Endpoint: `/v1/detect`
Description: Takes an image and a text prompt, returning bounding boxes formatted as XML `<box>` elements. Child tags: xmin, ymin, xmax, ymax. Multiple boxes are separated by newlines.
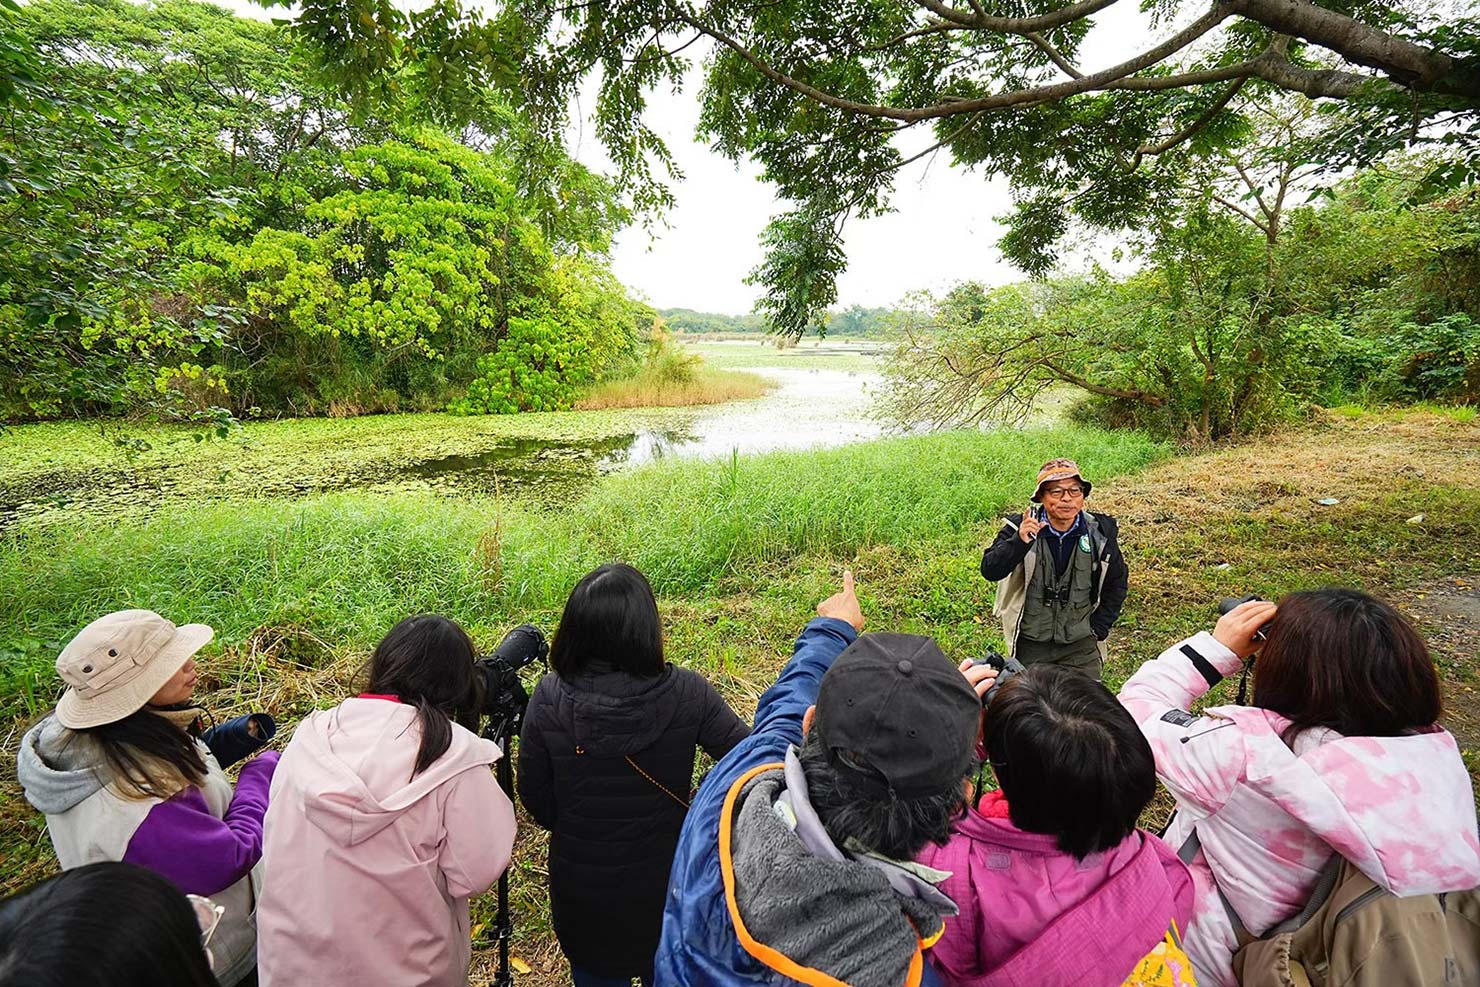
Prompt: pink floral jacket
<box><xmin>1118</xmin><ymin>632</ymin><xmax>1480</xmax><ymax>987</ymax></box>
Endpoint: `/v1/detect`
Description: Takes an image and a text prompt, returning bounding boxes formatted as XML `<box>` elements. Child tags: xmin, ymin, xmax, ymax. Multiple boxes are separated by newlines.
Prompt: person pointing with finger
<box><xmin>654</xmin><ymin>569</ymin><xmax>986</xmax><ymax>987</ymax></box>
<box><xmin>980</xmin><ymin>458</ymin><xmax>1128</xmax><ymax>680</ymax></box>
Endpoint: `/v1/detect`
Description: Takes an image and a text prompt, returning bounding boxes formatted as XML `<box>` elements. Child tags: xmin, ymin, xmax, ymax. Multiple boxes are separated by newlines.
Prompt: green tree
<box><xmin>1</xmin><ymin>0</ymin><xmax>643</xmax><ymax>421</ymax></box>
<box><xmin>270</xmin><ymin>0</ymin><xmax>1480</xmax><ymax>333</ymax></box>
<box><xmin>882</xmin><ymin>155</ymin><xmax>1480</xmax><ymax>439</ymax></box>
<box><xmin>0</xmin><ymin>0</ymin><xmax>351</xmax><ymax>417</ymax></box>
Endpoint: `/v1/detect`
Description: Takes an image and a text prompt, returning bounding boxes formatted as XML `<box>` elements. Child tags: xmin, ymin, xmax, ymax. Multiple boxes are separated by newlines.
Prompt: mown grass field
<box><xmin>2</xmin><ymin>408</ymin><xmax>1477</xmax><ymax>986</ymax></box>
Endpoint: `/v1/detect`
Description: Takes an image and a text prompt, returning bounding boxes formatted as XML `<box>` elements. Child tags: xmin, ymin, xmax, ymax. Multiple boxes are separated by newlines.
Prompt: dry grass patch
<box><xmin>575</xmin><ymin>368</ymin><xmax>772</xmax><ymax>410</ymax></box>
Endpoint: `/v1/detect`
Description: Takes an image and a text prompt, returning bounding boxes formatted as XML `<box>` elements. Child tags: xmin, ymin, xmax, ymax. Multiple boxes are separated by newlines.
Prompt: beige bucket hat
<box><xmin>54</xmin><ymin>610</ymin><xmax>214</xmax><ymax>730</ymax></box>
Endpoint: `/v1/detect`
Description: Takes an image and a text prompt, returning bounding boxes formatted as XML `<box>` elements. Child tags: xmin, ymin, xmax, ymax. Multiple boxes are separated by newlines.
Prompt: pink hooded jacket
<box><xmin>256</xmin><ymin>698</ymin><xmax>516</xmax><ymax>987</ymax></box>
<box><xmin>1119</xmin><ymin>632</ymin><xmax>1480</xmax><ymax>987</ymax></box>
<box><xmin>919</xmin><ymin>792</ymin><xmax>1195</xmax><ymax>987</ymax></box>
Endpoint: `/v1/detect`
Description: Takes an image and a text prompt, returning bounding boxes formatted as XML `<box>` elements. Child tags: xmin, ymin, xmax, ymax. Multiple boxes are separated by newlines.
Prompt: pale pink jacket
<box><xmin>1119</xmin><ymin>632</ymin><xmax>1480</xmax><ymax>987</ymax></box>
<box><xmin>257</xmin><ymin>698</ymin><xmax>516</xmax><ymax>987</ymax></box>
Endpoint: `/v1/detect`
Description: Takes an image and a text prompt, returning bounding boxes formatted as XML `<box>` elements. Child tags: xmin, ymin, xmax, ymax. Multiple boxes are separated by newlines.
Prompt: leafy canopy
<box><xmin>266</xmin><ymin>0</ymin><xmax>1480</xmax><ymax>333</ymax></box>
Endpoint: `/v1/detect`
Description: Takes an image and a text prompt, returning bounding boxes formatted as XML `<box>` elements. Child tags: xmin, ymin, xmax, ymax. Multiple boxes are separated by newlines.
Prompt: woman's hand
<box><xmin>959</xmin><ymin>658</ymin><xmax>998</xmax><ymax>703</ymax></box>
<box><xmin>817</xmin><ymin>570</ymin><xmax>865</xmax><ymax>632</ymax></box>
<box><xmin>1213</xmin><ymin>599</ymin><xmax>1278</xmax><ymax>659</ymax></box>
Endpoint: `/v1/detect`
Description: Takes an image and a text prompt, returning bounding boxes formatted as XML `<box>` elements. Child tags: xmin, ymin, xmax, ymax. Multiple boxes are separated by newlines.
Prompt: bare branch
<box><xmin>1211</xmin><ymin>193</ymin><xmax>1269</xmax><ymax>233</ymax></box>
<box><xmin>868</xmin><ymin>20</ymin><xmax>963</xmax><ymax>53</ymax></box>
<box><xmin>1043</xmin><ymin>360</ymin><xmax>1168</xmax><ymax>406</ymax></box>
<box><xmin>1128</xmin><ymin>77</ymin><xmax>1246</xmax><ymax>169</ymax></box>
<box><xmin>1230</xmin><ymin>158</ymin><xmax>1274</xmax><ymax>219</ymax></box>
<box><xmin>685</xmin><ymin>3</ymin><xmax>1239</xmax><ymax>122</ymax></box>
<box><xmin>1024</xmin><ymin>31</ymin><xmax>1084</xmax><ymax>80</ymax></box>
<box><xmin>914</xmin><ymin>0</ymin><xmax>1125</xmax><ymax>35</ymax></box>
<box><xmin>1245</xmin><ymin>50</ymin><xmax>1374</xmax><ymax>98</ymax></box>
<box><xmin>1233</xmin><ymin>0</ymin><xmax>1480</xmax><ymax>96</ymax></box>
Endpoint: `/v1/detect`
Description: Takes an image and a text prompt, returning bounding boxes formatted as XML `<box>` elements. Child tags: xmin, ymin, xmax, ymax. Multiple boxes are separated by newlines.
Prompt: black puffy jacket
<box><xmin>516</xmin><ymin>664</ymin><xmax>749</xmax><ymax>977</ymax></box>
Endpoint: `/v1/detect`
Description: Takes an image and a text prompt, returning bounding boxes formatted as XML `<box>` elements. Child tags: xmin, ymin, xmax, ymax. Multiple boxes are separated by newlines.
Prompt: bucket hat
<box><xmin>54</xmin><ymin>610</ymin><xmax>213</xmax><ymax>729</ymax></box>
<box><xmin>1031</xmin><ymin>458</ymin><xmax>1092</xmax><ymax>503</ymax></box>
<box><xmin>814</xmin><ymin>633</ymin><xmax>980</xmax><ymax>800</ymax></box>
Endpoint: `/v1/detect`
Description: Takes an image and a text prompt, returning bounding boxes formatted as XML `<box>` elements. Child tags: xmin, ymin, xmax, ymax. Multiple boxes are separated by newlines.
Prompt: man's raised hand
<box><xmin>1018</xmin><ymin>502</ymin><xmax>1045</xmax><ymax>543</ymax></box>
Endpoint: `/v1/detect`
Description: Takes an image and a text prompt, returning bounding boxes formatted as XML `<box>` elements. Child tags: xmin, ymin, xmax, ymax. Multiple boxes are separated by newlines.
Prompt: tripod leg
<box><xmin>493</xmin><ymin>730</ymin><xmax>516</xmax><ymax>987</ymax></box>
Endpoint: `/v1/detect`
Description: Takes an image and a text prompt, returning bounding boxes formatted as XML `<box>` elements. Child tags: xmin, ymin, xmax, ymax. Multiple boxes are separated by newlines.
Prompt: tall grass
<box><xmin>575</xmin><ymin>367</ymin><xmax>772</xmax><ymax>410</ymax></box>
<box><xmin>0</xmin><ymin>425</ymin><xmax>1166</xmax><ymax>717</ymax></box>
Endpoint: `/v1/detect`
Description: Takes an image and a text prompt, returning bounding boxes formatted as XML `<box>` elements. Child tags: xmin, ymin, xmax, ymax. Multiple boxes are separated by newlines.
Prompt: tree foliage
<box><xmin>881</xmin><ymin>158</ymin><xmax>1480</xmax><ymax>440</ymax></box>
<box><xmin>268</xmin><ymin>0</ymin><xmax>1480</xmax><ymax>333</ymax></box>
<box><xmin>0</xmin><ymin>0</ymin><xmax>647</xmax><ymax>420</ymax></box>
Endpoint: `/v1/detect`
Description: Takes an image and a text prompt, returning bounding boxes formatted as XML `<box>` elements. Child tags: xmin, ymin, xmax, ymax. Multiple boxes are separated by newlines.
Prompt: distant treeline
<box><xmin>662</xmin><ymin>305</ymin><xmax>899</xmax><ymax>336</ymax></box>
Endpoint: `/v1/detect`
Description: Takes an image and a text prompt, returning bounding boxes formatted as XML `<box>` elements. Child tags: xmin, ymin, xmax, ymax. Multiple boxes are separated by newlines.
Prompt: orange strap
<box><xmin>625</xmin><ymin>754</ymin><xmax>690</xmax><ymax>809</ymax></box>
<box><xmin>717</xmin><ymin>762</ymin><xmax>925</xmax><ymax>987</ymax></box>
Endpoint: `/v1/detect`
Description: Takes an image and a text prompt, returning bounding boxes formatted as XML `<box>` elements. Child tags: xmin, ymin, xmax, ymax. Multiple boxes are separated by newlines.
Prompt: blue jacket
<box><xmin>653</xmin><ymin>617</ymin><xmax>857</xmax><ymax>987</ymax></box>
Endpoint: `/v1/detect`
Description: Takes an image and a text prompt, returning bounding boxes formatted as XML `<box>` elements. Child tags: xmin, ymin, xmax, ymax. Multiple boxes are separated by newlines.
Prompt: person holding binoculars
<box><xmin>1117</xmin><ymin>590</ymin><xmax>1480</xmax><ymax>987</ymax></box>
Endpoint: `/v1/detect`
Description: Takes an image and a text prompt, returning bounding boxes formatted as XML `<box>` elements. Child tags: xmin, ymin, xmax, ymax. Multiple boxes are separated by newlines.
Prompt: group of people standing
<box><xmin>5</xmin><ymin>458</ymin><xmax>1479</xmax><ymax>987</ymax></box>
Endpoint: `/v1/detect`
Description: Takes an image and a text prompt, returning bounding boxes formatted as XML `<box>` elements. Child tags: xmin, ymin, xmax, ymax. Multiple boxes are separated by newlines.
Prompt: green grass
<box><xmin>5</xmin><ymin>411</ymin><xmax>1477</xmax><ymax>985</ymax></box>
<box><xmin>0</xmin><ymin>425</ymin><xmax>1166</xmax><ymax>721</ymax></box>
<box><xmin>1326</xmin><ymin>400</ymin><xmax>1476</xmax><ymax>423</ymax></box>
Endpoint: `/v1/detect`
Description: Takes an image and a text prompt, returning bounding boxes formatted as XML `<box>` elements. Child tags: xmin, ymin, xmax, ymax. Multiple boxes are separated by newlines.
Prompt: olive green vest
<box><xmin>1018</xmin><ymin>524</ymin><xmax>1097</xmax><ymax>644</ymax></box>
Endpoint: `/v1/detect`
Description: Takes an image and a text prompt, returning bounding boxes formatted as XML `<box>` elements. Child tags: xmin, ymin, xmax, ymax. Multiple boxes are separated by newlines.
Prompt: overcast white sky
<box><xmin>224</xmin><ymin>0</ymin><xmax>1155</xmax><ymax>313</ymax></box>
<box><xmin>580</xmin><ymin>7</ymin><xmax>1149</xmax><ymax>314</ymax></box>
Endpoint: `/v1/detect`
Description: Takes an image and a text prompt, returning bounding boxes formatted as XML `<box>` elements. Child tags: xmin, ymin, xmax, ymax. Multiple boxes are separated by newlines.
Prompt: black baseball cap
<box><xmin>814</xmin><ymin>633</ymin><xmax>981</xmax><ymax>800</ymax></box>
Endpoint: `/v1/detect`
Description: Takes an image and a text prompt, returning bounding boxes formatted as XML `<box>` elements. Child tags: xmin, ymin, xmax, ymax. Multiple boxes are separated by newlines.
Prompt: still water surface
<box><xmin>1</xmin><ymin>344</ymin><xmax>885</xmax><ymax>526</ymax></box>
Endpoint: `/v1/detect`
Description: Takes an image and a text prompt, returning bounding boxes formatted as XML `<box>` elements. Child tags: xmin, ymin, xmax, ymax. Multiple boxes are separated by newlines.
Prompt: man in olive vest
<box><xmin>980</xmin><ymin>458</ymin><xmax>1128</xmax><ymax>680</ymax></box>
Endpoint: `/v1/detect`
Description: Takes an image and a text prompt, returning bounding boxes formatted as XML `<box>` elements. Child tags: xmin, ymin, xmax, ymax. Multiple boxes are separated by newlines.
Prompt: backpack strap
<box><xmin>1177</xmin><ymin>829</ymin><xmax>1255</xmax><ymax>946</ymax></box>
<box><xmin>1265</xmin><ymin>852</ymin><xmax>1345</xmax><ymax>936</ymax></box>
<box><xmin>1178</xmin><ymin>828</ymin><xmax>1348</xmax><ymax>946</ymax></box>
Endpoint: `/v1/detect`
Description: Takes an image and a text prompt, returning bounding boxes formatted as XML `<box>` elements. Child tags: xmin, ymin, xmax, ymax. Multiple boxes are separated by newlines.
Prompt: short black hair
<box><xmin>550</xmin><ymin>563</ymin><xmax>664</xmax><ymax>678</ymax></box>
<box><xmin>0</xmin><ymin>862</ymin><xmax>217</xmax><ymax>987</ymax></box>
<box><xmin>798</xmin><ymin>719</ymin><xmax>968</xmax><ymax>860</ymax></box>
<box><xmin>984</xmin><ymin>665</ymin><xmax>1155</xmax><ymax>859</ymax></box>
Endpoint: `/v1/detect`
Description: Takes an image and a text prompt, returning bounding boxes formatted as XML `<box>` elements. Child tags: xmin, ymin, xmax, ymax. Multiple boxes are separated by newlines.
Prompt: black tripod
<box><xmin>482</xmin><ymin>678</ymin><xmax>529</xmax><ymax>987</ymax></box>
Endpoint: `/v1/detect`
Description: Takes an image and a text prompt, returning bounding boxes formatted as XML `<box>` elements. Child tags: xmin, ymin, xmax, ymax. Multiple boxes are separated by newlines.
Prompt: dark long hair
<box><xmin>78</xmin><ymin>710</ymin><xmax>208</xmax><ymax>800</ymax></box>
<box><xmin>0</xmin><ymin>862</ymin><xmax>218</xmax><ymax>987</ymax></box>
<box><xmin>1254</xmin><ymin>588</ymin><xmax>1441</xmax><ymax>738</ymax></box>
<box><xmin>550</xmin><ymin>563</ymin><xmax>664</xmax><ymax>678</ymax></box>
<box><xmin>367</xmin><ymin>615</ymin><xmax>477</xmax><ymax>778</ymax></box>
<box><xmin>984</xmin><ymin>665</ymin><xmax>1155</xmax><ymax>859</ymax></box>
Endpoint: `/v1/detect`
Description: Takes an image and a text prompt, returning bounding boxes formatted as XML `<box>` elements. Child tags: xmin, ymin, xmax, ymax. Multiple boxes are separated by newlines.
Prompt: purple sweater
<box><xmin>123</xmin><ymin>752</ymin><xmax>279</xmax><ymax>896</ymax></box>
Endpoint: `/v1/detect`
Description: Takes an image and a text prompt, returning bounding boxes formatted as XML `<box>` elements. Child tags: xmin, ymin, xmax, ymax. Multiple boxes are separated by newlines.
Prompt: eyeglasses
<box><xmin>1041</xmin><ymin>486</ymin><xmax>1084</xmax><ymax>500</ymax></box>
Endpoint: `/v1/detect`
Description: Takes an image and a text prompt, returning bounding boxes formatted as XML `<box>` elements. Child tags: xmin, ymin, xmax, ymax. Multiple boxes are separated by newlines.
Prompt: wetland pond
<box><xmin>0</xmin><ymin>341</ymin><xmax>886</xmax><ymax>529</ymax></box>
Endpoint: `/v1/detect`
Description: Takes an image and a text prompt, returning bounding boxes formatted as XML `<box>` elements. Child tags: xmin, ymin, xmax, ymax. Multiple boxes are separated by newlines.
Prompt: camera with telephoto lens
<box><xmin>971</xmin><ymin>648</ymin><xmax>1026</xmax><ymax>707</ymax></box>
<box><xmin>473</xmin><ymin>624</ymin><xmax>548</xmax><ymax>737</ymax></box>
<box><xmin>469</xmin><ymin>625</ymin><xmax>548</xmax><ymax>987</ymax></box>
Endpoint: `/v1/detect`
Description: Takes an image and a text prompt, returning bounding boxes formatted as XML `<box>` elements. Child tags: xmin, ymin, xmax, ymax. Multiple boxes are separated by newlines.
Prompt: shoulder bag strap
<box><xmin>624</xmin><ymin>754</ymin><xmax>690</xmax><ymax>810</ymax></box>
